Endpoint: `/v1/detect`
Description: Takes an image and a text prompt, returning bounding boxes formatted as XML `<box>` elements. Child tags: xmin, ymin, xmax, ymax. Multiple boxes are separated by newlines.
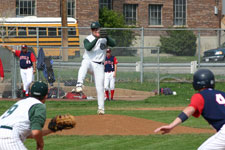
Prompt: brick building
<box><xmin>0</xmin><ymin>0</ymin><xmax>223</xmax><ymax>28</ymax></box>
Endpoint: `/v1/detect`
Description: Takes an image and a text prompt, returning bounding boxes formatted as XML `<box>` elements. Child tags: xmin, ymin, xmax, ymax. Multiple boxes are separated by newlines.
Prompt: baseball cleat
<box><xmin>97</xmin><ymin>109</ymin><xmax>105</xmax><ymax>115</ymax></box>
<box><xmin>72</xmin><ymin>84</ymin><xmax>83</xmax><ymax>93</ymax></box>
<box><xmin>75</xmin><ymin>86</ymin><xmax>83</xmax><ymax>92</ymax></box>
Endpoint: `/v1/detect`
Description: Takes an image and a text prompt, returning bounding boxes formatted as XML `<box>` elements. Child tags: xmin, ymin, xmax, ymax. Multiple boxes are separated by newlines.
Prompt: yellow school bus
<box><xmin>0</xmin><ymin>17</ymin><xmax>80</xmax><ymax>58</ymax></box>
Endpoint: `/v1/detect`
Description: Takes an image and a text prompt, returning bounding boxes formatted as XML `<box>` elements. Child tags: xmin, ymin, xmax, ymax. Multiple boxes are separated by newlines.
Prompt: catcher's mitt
<box><xmin>100</xmin><ymin>29</ymin><xmax>108</xmax><ymax>38</ymax></box>
<box><xmin>48</xmin><ymin>114</ymin><xmax>76</xmax><ymax>132</ymax></box>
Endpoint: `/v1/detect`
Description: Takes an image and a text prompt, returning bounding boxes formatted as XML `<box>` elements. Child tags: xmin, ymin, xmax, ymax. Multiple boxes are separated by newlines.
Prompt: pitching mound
<box><xmin>44</xmin><ymin>114</ymin><xmax>215</xmax><ymax>135</ymax></box>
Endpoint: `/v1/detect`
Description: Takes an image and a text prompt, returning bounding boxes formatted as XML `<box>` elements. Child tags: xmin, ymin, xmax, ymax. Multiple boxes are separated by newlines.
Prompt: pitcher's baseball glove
<box><xmin>48</xmin><ymin>114</ymin><xmax>76</xmax><ymax>132</ymax></box>
<box><xmin>100</xmin><ymin>29</ymin><xmax>108</xmax><ymax>38</ymax></box>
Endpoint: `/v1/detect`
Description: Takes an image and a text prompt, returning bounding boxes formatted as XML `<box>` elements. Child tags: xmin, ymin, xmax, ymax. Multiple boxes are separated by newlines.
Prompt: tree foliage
<box><xmin>160</xmin><ymin>29</ymin><xmax>197</xmax><ymax>56</ymax></box>
<box><xmin>99</xmin><ymin>8</ymin><xmax>136</xmax><ymax>49</ymax></box>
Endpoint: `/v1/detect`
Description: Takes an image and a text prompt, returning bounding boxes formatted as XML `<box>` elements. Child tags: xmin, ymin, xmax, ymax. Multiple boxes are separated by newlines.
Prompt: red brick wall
<box><xmin>0</xmin><ymin>0</ymin><xmax>16</xmax><ymax>17</ymax></box>
<box><xmin>113</xmin><ymin>0</ymin><xmax>221</xmax><ymax>28</ymax></box>
<box><xmin>76</xmin><ymin>0</ymin><xmax>99</xmax><ymax>27</ymax></box>
<box><xmin>36</xmin><ymin>0</ymin><xmax>60</xmax><ymax>17</ymax></box>
<box><xmin>187</xmin><ymin>0</ymin><xmax>220</xmax><ymax>28</ymax></box>
<box><xmin>0</xmin><ymin>0</ymin><xmax>222</xmax><ymax>29</ymax></box>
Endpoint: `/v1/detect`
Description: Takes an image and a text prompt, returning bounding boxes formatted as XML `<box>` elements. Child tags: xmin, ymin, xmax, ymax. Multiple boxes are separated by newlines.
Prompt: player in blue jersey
<box><xmin>155</xmin><ymin>69</ymin><xmax>225</xmax><ymax>150</ymax></box>
<box><xmin>3</xmin><ymin>44</ymin><xmax>36</xmax><ymax>97</ymax></box>
<box><xmin>104</xmin><ymin>48</ymin><xmax>118</xmax><ymax>101</ymax></box>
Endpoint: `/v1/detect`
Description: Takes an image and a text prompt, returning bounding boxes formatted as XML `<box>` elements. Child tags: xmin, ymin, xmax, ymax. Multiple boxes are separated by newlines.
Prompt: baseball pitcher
<box><xmin>73</xmin><ymin>21</ymin><xmax>116</xmax><ymax>115</ymax></box>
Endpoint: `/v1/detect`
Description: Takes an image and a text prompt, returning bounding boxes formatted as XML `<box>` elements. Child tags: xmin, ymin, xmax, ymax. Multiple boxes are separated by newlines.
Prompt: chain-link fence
<box><xmin>1</xmin><ymin>26</ymin><xmax>225</xmax><ymax>98</ymax></box>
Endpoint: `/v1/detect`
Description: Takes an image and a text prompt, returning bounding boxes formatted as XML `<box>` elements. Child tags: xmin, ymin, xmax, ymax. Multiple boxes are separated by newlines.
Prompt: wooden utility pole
<box><xmin>61</xmin><ymin>0</ymin><xmax>68</xmax><ymax>61</ymax></box>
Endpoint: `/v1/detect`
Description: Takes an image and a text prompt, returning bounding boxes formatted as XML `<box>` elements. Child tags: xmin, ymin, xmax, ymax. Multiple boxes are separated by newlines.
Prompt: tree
<box><xmin>99</xmin><ymin>8</ymin><xmax>136</xmax><ymax>55</ymax></box>
<box><xmin>0</xmin><ymin>11</ymin><xmax>15</xmax><ymax>43</ymax></box>
<box><xmin>160</xmin><ymin>29</ymin><xmax>197</xmax><ymax>56</ymax></box>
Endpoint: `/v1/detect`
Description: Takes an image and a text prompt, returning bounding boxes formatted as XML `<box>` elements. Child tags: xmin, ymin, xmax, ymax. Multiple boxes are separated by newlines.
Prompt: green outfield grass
<box><xmin>1</xmin><ymin>82</ymin><xmax>225</xmax><ymax>150</ymax></box>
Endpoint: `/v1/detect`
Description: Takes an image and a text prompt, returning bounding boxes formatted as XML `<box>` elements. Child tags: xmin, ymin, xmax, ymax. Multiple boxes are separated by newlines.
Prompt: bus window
<box><xmin>58</xmin><ymin>27</ymin><xmax>61</xmax><ymax>36</ymax></box>
<box><xmin>58</xmin><ymin>27</ymin><xmax>76</xmax><ymax>36</ymax></box>
<box><xmin>0</xmin><ymin>27</ymin><xmax>6</xmax><ymax>36</ymax></box>
<box><xmin>39</xmin><ymin>27</ymin><xmax>47</xmax><ymax>36</ymax></box>
<box><xmin>28</xmin><ymin>27</ymin><xmax>36</xmax><ymax>36</ymax></box>
<box><xmin>18</xmin><ymin>27</ymin><xmax>26</xmax><ymax>36</ymax></box>
<box><xmin>8</xmin><ymin>27</ymin><xmax>17</xmax><ymax>37</ymax></box>
<box><xmin>68</xmin><ymin>27</ymin><xmax>76</xmax><ymax>36</ymax></box>
<box><xmin>48</xmin><ymin>28</ymin><xmax>57</xmax><ymax>36</ymax></box>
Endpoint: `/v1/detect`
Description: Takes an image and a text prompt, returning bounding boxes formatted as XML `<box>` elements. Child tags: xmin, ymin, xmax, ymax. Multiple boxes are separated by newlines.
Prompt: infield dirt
<box><xmin>44</xmin><ymin>114</ymin><xmax>215</xmax><ymax>136</ymax></box>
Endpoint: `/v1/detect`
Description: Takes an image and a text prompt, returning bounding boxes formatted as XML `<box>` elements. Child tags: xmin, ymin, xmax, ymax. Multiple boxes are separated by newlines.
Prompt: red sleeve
<box><xmin>0</xmin><ymin>59</ymin><xmax>4</xmax><ymax>77</ymax></box>
<box><xmin>188</xmin><ymin>93</ymin><xmax>205</xmax><ymax>118</ymax></box>
<box><xmin>14</xmin><ymin>50</ymin><xmax>21</xmax><ymax>57</ymax></box>
<box><xmin>30</xmin><ymin>53</ymin><xmax>36</xmax><ymax>62</ymax></box>
<box><xmin>114</xmin><ymin>56</ymin><xmax>118</xmax><ymax>64</ymax></box>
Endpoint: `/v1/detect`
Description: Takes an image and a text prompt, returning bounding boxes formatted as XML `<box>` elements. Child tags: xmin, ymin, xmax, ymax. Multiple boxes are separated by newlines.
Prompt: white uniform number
<box><xmin>216</xmin><ymin>94</ymin><xmax>225</xmax><ymax>104</ymax></box>
<box><xmin>2</xmin><ymin>104</ymin><xmax>18</xmax><ymax>119</ymax></box>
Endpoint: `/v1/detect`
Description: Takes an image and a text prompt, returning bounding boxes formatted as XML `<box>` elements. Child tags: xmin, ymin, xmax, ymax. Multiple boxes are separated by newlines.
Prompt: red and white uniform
<box><xmin>15</xmin><ymin>50</ymin><xmax>36</xmax><ymax>95</ymax></box>
<box><xmin>189</xmin><ymin>88</ymin><xmax>225</xmax><ymax>150</ymax></box>
<box><xmin>104</xmin><ymin>55</ymin><xmax>118</xmax><ymax>100</ymax></box>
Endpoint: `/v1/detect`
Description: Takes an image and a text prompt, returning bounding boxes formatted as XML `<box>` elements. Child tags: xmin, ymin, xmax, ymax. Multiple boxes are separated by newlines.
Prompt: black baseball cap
<box><xmin>31</xmin><ymin>81</ymin><xmax>48</xmax><ymax>98</ymax></box>
<box><xmin>106</xmin><ymin>48</ymin><xmax>111</xmax><ymax>53</ymax></box>
<box><xmin>90</xmin><ymin>22</ymin><xmax>100</xmax><ymax>29</ymax></box>
<box><xmin>21</xmin><ymin>45</ymin><xmax>28</xmax><ymax>49</ymax></box>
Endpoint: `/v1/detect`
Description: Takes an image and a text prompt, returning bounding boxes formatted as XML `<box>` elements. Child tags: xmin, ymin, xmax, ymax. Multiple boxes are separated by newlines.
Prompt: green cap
<box><xmin>90</xmin><ymin>22</ymin><xmax>100</xmax><ymax>29</ymax></box>
<box><xmin>31</xmin><ymin>81</ymin><xmax>48</xmax><ymax>97</ymax></box>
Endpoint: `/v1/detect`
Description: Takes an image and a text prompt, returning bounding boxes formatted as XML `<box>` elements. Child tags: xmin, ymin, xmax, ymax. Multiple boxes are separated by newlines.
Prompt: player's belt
<box><xmin>0</xmin><ymin>125</ymin><xmax>13</xmax><ymax>130</ymax></box>
<box><xmin>93</xmin><ymin>61</ymin><xmax>104</xmax><ymax>65</ymax></box>
<box><xmin>21</xmin><ymin>66</ymin><xmax>32</xmax><ymax>69</ymax></box>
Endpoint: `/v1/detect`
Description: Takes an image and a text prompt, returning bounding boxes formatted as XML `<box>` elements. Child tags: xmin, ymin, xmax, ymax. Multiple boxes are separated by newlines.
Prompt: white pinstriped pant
<box><xmin>20</xmin><ymin>67</ymin><xmax>33</xmax><ymax>95</ymax></box>
<box><xmin>104</xmin><ymin>71</ymin><xmax>115</xmax><ymax>91</ymax></box>
<box><xmin>77</xmin><ymin>59</ymin><xmax>105</xmax><ymax>110</ymax></box>
<box><xmin>198</xmin><ymin>124</ymin><xmax>225</xmax><ymax>150</ymax></box>
<box><xmin>0</xmin><ymin>129</ymin><xmax>27</xmax><ymax>150</ymax></box>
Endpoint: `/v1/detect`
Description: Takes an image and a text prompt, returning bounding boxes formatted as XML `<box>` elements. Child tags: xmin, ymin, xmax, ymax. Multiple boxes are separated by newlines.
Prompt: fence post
<box><xmin>157</xmin><ymin>47</ymin><xmax>160</xmax><ymax>95</ymax></box>
<box><xmin>12</xmin><ymin>49</ymin><xmax>17</xmax><ymax>99</ymax></box>
<box><xmin>36</xmin><ymin>27</ymin><xmax>39</xmax><ymax>81</ymax></box>
<box><xmin>140</xmin><ymin>27</ymin><xmax>144</xmax><ymax>84</ymax></box>
<box><xmin>197</xmin><ymin>30</ymin><xmax>201</xmax><ymax>68</ymax></box>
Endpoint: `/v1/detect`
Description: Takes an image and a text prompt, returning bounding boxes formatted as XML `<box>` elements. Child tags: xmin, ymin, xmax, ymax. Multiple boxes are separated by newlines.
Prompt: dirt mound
<box><xmin>44</xmin><ymin>114</ymin><xmax>215</xmax><ymax>135</ymax></box>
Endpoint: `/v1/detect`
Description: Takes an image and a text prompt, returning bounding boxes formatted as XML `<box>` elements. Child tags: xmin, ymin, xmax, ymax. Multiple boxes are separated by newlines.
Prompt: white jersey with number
<box><xmin>0</xmin><ymin>97</ymin><xmax>42</xmax><ymax>141</ymax></box>
<box><xmin>83</xmin><ymin>34</ymin><xmax>107</xmax><ymax>63</ymax></box>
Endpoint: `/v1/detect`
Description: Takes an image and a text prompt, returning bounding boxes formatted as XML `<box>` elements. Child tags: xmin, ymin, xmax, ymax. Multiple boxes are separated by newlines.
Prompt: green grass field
<box><xmin>1</xmin><ymin>82</ymin><xmax>224</xmax><ymax>150</ymax></box>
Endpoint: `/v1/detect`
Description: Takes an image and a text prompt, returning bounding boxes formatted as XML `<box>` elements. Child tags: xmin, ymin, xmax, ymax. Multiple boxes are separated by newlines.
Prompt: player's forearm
<box><xmin>84</xmin><ymin>38</ymin><xmax>98</xmax><ymax>51</ymax></box>
<box><xmin>107</xmin><ymin>37</ymin><xmax>116</xmax><ymax>47</ymax></box>
<box><xmin>33</xmin><ymin>62</ymin><xmax>36</xmax><ymax>70</ymax></box>
<box><xmin>169</xmin><ymin>106</ymin><xmax>195</xmax><ymax>128</ymax></box>
<box><xmin>114</xmin><ymin>64</ymin><xmax>117</xmax><ymax>74</ymax></box>
<box><xmin>31</xmin><ymin>130</ymin><xmax>44</xmax><ymax>149</ymax></box>
<box><xmin>168</xmin><ymin>117</ymin><xmax>182</xmax><ymax>129</ymax></box>
<box><xmin>3</xmin><ymin>45</ymin><xmax>15</xmax><ymax>52</ymax></box>
<box><xmin>42</xmin><ymin>129</ymin><xmax>54</xmax><ymax>136</ymax></box>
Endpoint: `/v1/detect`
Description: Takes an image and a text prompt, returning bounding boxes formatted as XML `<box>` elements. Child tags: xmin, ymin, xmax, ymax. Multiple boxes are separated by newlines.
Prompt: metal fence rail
<box><xmin>2</xmin><ymin>26</ymin><xmax>225</xmax><ymax>98</ymax></box>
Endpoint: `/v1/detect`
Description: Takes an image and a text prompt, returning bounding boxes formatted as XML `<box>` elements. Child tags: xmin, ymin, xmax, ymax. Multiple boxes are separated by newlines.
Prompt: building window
<box><xmin>149</xmin><ymin>5</ymin><xmax>162</xmax><ymax>25</ymax></box>
<box><xmin>16</xmin><ymin>0</ymin><xmax>35</xmax><ymax>16</ymax></box>
<box><xmin>99</xmin><ymin>0</ymin><xmax>112</xmax><ymax>10</ymax></box>
<box><xmin>67</xmin><ymin>0</ymin><xmax>75</xmax><ymax>18</ymax></box>
<box><xmin>123</xmin><ymin>4</ymin><xmax>138</xmax><ymax>25</ymax></box>
<box><xmin>174</xmin><ymin>0</ymin><xmax>186</xmax><ymax>25</ymax></box>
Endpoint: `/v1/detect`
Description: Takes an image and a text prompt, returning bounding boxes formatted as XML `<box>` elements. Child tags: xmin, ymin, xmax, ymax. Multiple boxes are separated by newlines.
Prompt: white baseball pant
<box><xmin>77</xmin><ymin>59</ymin><xmax>105</xmax><ymax>110</ymax></box>
<box><xmin>0</xmin><ymin>128</ymin><xmax>27</xmax><ymax>150</ymax></box>
<box><xmin>198</xmin><ymin>124</ymin><xmax>225</xmax><ymax>150</ymax></box>
<box><xmin>20</xmin><ymin>67</ymin><xmax>33</xmax><ymax>94</ymax></box>
<box><xmin>104</xmin><ymin>71</ymin><xmax>115</xmax><ymax>91</ymax></box>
